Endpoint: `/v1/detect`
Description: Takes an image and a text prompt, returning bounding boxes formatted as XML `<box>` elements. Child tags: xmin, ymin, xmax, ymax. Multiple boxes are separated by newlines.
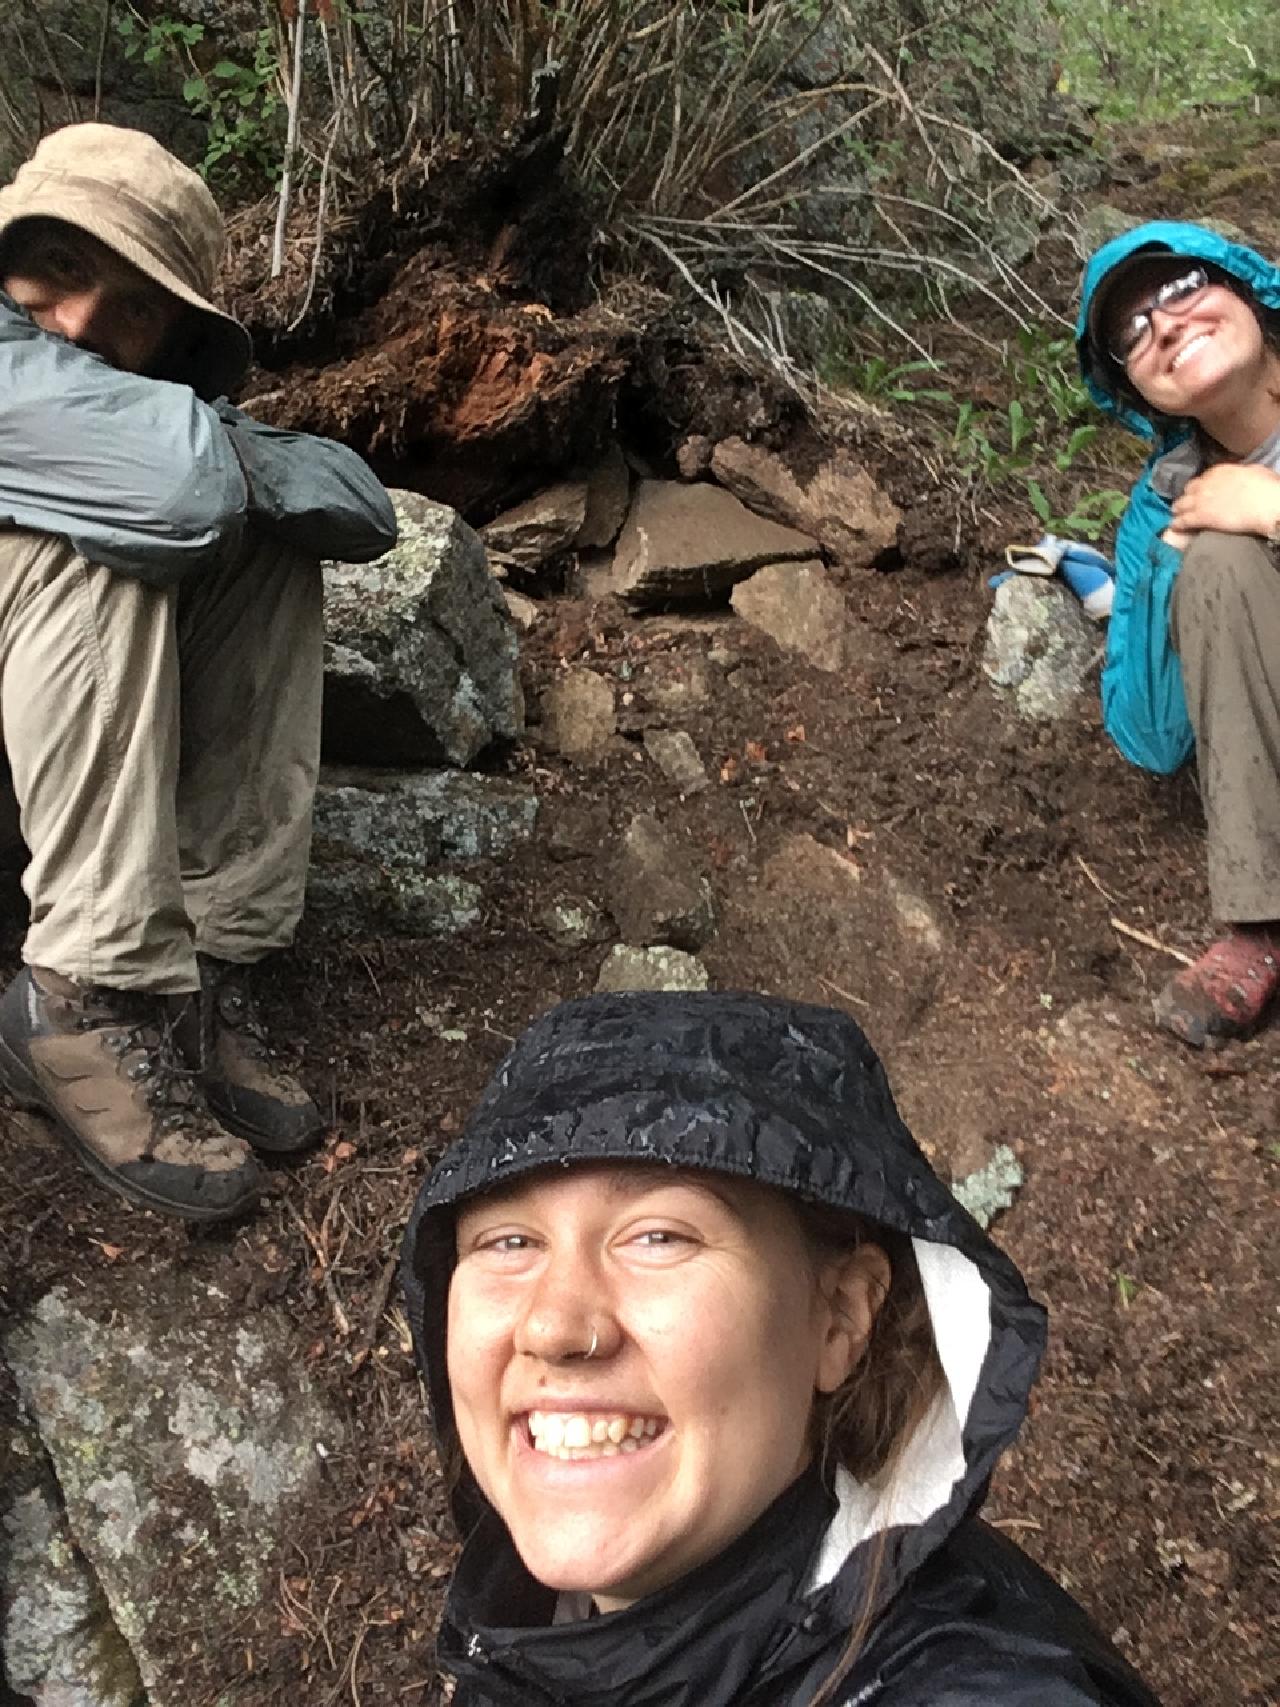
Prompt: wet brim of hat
<box><xmin>0</xmin><ymin>198</ymin><xmax>251</xmax><ymax>399</ymax></box>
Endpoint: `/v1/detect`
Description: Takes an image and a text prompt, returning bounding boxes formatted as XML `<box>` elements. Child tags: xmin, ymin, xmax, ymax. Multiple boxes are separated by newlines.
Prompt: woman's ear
<box><xmin>814</xmin><ymin>1243</ymin><xmax>892</xmax><ymax>1395</ymax></box>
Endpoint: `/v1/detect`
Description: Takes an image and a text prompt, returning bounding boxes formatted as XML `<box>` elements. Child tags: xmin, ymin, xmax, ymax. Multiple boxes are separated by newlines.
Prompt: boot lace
<box><xmin>79</xmin><ymin>988</ymin><xmax>206</xmax><ymax>1132</ymax></box>
<box><xmin>210</xmin><ymin>966</ymin><xmax>276</xmax><ymax>1063</ymax></box>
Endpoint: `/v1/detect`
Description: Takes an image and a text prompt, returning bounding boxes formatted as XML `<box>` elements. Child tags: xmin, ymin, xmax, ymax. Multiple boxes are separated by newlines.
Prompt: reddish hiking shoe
<box><xmin>1154</xmin><ymin>927</ymin><xmax>1280</xmax><ymax>1048</ymax></box>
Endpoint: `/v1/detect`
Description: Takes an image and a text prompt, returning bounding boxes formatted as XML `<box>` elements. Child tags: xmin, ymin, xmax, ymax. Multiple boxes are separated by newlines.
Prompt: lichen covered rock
<box><xmin>323</xmin><ymin>490</ymin><xmax>522</xmax><ymax>767</ymax></box>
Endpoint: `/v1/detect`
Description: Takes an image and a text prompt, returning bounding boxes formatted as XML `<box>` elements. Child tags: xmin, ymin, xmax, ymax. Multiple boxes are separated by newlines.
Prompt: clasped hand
<box><xmin>1161</xmin><ymin>463</ymin><xmax>1280</xmax><ymax>550</ymax></box>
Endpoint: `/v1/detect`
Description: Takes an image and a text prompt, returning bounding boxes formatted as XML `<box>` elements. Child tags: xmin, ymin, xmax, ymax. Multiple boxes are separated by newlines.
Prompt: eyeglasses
<box><xmin>1108</xmin><ymin>267</ymin><xmax>1212</xmax><ymax>366</ymax></box>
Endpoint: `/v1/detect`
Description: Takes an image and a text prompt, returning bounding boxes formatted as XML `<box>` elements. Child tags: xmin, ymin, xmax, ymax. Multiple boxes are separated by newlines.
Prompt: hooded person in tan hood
<box><xmin>0</xmin><ymin>124</ymin><xmax>398</xmax><ymax>1222</ymax></box>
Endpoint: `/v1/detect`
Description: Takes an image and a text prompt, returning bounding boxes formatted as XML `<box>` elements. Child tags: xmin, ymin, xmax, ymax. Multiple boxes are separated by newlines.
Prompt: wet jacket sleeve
<box><xmin>1099</xmin><ymin>470</ymin><xmax>1194</xmax><ymax>775</ymax></box>
<box><xmin>0</xmin><ymin>294</ymin><xmax>248</xmax><ymax>583</ymax></box>
<box><xmin>212</xmin><ymin>401</ymin><xmax>398</xmax><ymax>564</ymax></box>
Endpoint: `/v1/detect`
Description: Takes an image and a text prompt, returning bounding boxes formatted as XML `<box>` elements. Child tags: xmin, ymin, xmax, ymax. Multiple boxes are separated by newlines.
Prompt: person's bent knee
<box><xmin>1178</xmin><ymin>528</ymin><xmax>1276</xmax><ymax>595</ymax></box>
<box><xmin>1172</xmin><ymin>528</ymin><xmax>1278</xmax><ymax>642</ymax></box>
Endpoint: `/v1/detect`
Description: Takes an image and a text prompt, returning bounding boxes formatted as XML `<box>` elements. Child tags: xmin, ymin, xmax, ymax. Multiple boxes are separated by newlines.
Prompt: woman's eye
<box><xmin>629</xmin><ymin>1227</ymin><xmax>694</xmax><ymax>1249</ymax></box>
<box><xmin>471</xmin><ymin>1231</ymin><xmax>535</xmax><ymax>1256</ymax></box>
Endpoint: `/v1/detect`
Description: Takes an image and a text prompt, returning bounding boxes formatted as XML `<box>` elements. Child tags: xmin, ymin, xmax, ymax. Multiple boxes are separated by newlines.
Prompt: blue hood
<box><xmin>1076</xmin><ymin>220</ymin><xmax>1280</xmax><ymax>439</ymax></box>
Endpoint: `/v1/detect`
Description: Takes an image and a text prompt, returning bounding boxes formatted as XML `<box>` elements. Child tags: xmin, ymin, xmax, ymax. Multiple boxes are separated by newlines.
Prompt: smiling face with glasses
<box><xmin>1100</xmin><ymin>254</ymin><xmax>1272</xmax><ymax>421</ymax></box>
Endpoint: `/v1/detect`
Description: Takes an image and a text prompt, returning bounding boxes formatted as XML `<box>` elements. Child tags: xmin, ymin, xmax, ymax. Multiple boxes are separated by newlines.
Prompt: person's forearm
<box><xmin>214</xmin><ymin>404</ymin><xmax>398</xmax><ymax>563</ymax></box>
<box><xmin>0</xmin><ymin>297</ymin><xmax>248</xmax><ymax>583</ymax></box>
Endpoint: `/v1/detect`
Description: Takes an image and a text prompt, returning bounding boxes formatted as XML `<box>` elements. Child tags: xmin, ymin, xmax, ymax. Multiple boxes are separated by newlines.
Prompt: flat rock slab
<box><xmin>595</xmin><ymin>945</ymin><xmax>710</xmax><ymax>993</ymax></box>
<box><xmin>481</xmin><ymin>478</ymin><xmax>589</xmax><ymax>571</ymax></box>
<box><xmin>307</xmin><ymin>768</ymin><xmax>536</xmax><ymax>938</ymax></box>
<box><xmin>612</xmin><ymin>480</ymin><xmax>818</xmax><ymax>606</ymax></box>
<box><xmin>313</xmin><ymin>767</ymin><xmax>538</xmax><ymax>867</ymax></box>
<box><xmin>983</xmin><ymin>577</ymin><xmax>1098</xmax><ymax>721</ymax></box>
<box><xmin>323</xmin><ymin>490</ymin><xmax>522</xmax><ymax>768</ymax></box>
<box><xmin>576</xmin><ymin>442</ymin><xmax>632</xmax><ymax>551</ymax></box>
<box><xmin>3</xmin><ymin>1278</ymin><xmax>343</xmax><ymax>1706</ymax></box>
<box><xmin>710</xmin><ymin>437</ymin><xmax>901</xmax><ymax>569</ymax></box>
<box><xmin>730</xmin><ymin>560</ymin><xmax>851</xmax><ymax>672</ymax></box>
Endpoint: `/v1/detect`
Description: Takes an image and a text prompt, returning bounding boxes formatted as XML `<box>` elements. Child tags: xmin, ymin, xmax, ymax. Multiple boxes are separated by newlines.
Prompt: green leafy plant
<box><xmin>116</xmin><ymin>15</ymin><xmax>283</xmax><ymax>189</ymax></box>
<box><xmin>855</xmin><ymin>356</ymin><xmax>954</xmax><ymax>405</ymax></box>
<box><xmin>1025</xmin><ymin>480</ymin><xmax>1128</xmax><ymax>542</ymax></box>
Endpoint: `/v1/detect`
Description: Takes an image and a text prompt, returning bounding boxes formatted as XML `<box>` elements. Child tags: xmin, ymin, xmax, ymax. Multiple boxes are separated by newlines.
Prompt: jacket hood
<box><xmin>401</xmin><ymin>992</ymin><xmax>1048</xmax><ymax>1704</ymax></box>
<box><xmin>1076</xmin><ymin>220</ymin><xmax>1280</xmax><ymax>439</ymax></box>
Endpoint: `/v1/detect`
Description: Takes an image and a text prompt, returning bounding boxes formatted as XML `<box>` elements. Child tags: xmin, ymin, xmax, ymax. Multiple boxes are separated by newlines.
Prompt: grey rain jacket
<box><xmin>0</xmin><ymin>290</ymin><xmax>397</xmax><ymax>579</ymax></box>
<box><xmin>402</xmin><ymin>992</ymin><xmax>1162</xmax><ymax>1707</ymax></box>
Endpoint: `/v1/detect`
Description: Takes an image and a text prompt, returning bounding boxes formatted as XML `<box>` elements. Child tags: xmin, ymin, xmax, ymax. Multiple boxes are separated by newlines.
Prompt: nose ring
<box><xmin>581</xmin><ymin>1326</ymin><xmax>599</xmax><ymax>1360</ymax></box>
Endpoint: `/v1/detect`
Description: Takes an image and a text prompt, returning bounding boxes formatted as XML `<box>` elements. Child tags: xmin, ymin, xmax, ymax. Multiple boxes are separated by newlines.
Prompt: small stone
<box><xmin>536</xmin><ymin>898</ymin><xmax>612</xmax><ymax>948</ymax></box>
<box><xmin>951</xmin><ymin>1143</ymin><xmax>1024</xmax><ymax>1229</ymax></box>
<box><xmin>730</xmin><ymin>560</ymin><xmax>850</xmax><ymax>673</ymax></box>
<box><xmin>675</xmin><ymin>436</ymin><xmax>714</xmax><ymax>480</ymax></box>
<box><xmin>504</xmin><ymin>588</ymin><xmax>541</xmax><ymax>630</ymax></box>
<box><xmin>643</xmin><ymin>729</ymin><xmax>709</xmax><ymax>795</ymax></box>
<box><xmin>609</xmin><ymin>813</ymin><xmax>715</xmax><ymax>951</ymax></box>
<box><xmin>481</xmin><ymin>480</ymin><xmax>589</xmax><ymax>571</ymax></box>
<box><xmin>595</xmin><ymin>945</ymin><xmax>710</xmax><ymax>993</ymax></box>
<box><xmin>539</xmin><ymin>668</ymin><xmax>617</xmax><ymax>760</ymax></box>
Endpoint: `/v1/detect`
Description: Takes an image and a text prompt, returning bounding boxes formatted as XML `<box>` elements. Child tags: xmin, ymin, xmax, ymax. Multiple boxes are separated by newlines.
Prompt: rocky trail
<box><xmin>1</xmin><ymin>124</ymin><xmax>1278</xmax><ymax>1707</ymax></box>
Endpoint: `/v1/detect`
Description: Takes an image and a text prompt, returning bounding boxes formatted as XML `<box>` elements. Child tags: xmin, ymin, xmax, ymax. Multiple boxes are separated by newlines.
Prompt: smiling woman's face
<box><xmin>447</xmin><ymin>1165</ymin><xmax>886</xmax><ymax>1611</ymax></box>
<box><xmin>1107</xmin><ymin>258</ymin><xmax>1268</xmax><ymax>420</ymax></box>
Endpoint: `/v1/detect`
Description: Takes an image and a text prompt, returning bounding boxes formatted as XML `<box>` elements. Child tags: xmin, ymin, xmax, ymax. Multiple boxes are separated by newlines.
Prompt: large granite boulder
<box><xmin>3</xmin><ymin>1277</ymin><xmax>343</xmax><ymax>1706</ymax></box>
<box><xmin>322</xmin><ymin>490</ymin><xmax>522</xmax><ymax>768</ymax></box>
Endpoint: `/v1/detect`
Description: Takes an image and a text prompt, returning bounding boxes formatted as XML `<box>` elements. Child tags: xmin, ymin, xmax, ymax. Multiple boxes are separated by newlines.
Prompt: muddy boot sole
<box><xmin>0</xmin><ymin>1032</ymin><xmax>260</xmax><ymax>1224</ymax></box>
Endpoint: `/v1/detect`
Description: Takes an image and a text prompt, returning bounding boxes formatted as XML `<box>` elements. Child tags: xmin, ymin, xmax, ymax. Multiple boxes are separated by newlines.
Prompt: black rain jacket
<box><xmin>402</xmin><ymin>992</ymin><xmax>1161</xmax><ymax>1707</ymax></box>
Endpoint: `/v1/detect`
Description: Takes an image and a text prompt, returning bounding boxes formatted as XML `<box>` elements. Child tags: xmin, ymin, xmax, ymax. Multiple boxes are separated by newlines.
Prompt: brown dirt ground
<box><xmin>1</xmin><ymin>121</ymin><xmax>1278</xmax><ymax>1707</ymax></box>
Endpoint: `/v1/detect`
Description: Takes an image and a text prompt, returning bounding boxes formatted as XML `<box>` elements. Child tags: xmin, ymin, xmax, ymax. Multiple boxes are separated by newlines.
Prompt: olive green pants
<box><xmin>0</xmin><ymin>530</ymin><xmax>322</xmax><ymax>993</ymax></box>
<box><xmin>1169</xmin><ymin>529</ymin><xmax>1280</xmax><ymax>924</ymax></box>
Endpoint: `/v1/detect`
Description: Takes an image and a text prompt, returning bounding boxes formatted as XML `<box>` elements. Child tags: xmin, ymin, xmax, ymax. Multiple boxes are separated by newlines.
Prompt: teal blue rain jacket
<box><xmin>0</xmin><ymin>291</ymin><xmax>397</xmax><ymax>583</ymax></box>
<box><xmin>1076</xmin><ymin>222</ymin><xmax>1280</xmax><ymax>774</ymax></box>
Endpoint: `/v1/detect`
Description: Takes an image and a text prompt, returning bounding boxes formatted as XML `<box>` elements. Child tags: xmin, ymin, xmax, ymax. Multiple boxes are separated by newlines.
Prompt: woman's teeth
<box><xmin>528</xmin><ymin>1411</ymin><xmax>662</xmax><ymax>1459</ymax></box>
<box><xmin>1171</xmin><ymin>332</ymin><xmax>1211</xmax><ymax>371</ymax></box>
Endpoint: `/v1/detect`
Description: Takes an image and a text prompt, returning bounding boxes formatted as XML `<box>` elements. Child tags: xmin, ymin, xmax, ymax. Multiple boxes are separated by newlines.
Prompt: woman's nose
<box><xmin>514</xmin><ymin>1257</ymin><xmax>614</xmax><ymax>1363</ymax></box>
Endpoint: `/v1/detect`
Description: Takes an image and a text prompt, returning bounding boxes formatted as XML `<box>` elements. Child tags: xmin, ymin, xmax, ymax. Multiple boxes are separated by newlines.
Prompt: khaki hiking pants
<box><xmin>0</xmin><ymin>529</ymin><xmax>322</xmax><ymax>993</ymax></box>
<box><xmin>1169</xmin><ymin>529</ymin><xmax>1280</xmax><ymax>924</ymax></box>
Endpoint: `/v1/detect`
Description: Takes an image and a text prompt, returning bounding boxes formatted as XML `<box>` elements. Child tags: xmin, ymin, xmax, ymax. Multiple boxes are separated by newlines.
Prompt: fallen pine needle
<box><xmin>1110</xmin><ymin>917</ymin><xmax>1195</xmax><ymax>967</ymax></box>
<box><xmin>1075</xmin><ymin>854</ymin><xmax>1117</xmax><ymax>905</ymax></box>
<box><xmin>817</xmin><ymin>973</ymin><xmax>871</xmax><ymax>1010</ymax></box>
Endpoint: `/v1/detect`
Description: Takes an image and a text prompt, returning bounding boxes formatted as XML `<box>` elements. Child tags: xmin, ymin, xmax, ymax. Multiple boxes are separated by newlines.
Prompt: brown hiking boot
<box><xmin>0</xmin><ymin>967</ymin><xmax>259</xmax><ymax>1221</ymax></box>
<box><xmin>171</xmin><ymin>956</ymin><xmax>323</xmax><ymax>1155</ymax></box>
